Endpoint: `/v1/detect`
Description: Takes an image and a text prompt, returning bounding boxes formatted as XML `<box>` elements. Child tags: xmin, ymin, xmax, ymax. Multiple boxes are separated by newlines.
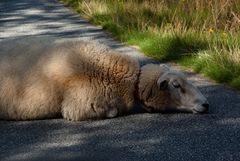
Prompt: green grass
<box><xmin>60</xmin><ymin>0</ymin><xmax>240</xmax><ymax>90</ymax></box>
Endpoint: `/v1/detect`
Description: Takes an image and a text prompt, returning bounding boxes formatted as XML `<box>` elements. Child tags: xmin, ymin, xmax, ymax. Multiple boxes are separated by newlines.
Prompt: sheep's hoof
<box><xmin>106</xmin><ymin>108</ymin><xmax>118</xmax><ymax>118</ymax></box>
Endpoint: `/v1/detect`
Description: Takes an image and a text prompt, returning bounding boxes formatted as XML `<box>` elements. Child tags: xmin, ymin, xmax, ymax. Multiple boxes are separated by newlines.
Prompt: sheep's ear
<box><xmin>157</xmin><ymin>78</ymin><xmax>169</xmax><ymax>90</ymax></box>
<box><xmin>159</xmin><ymin>64</ymin><xmax>170</xmax><ymax>71</ymax></box>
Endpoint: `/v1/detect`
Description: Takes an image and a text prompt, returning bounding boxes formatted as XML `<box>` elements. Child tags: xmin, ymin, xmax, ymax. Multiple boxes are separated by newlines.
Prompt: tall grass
<box><xmin>60</xmin><ymin>0</ymin><xmax>240</xmax><ymax>90</ymax></box>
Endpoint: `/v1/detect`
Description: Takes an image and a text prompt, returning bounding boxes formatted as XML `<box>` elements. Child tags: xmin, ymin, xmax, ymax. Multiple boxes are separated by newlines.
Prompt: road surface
<box><xmin>0</xmin><ymin>0</ymin><xmax>240</xmax><ymax>161</ymax></box>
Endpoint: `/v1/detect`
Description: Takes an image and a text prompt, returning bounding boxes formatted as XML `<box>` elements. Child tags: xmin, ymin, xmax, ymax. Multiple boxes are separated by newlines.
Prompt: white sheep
<box><xmin>0</xmin><ymin>39</ymin><xmax>209</xmax><ymax>121</ymax></box>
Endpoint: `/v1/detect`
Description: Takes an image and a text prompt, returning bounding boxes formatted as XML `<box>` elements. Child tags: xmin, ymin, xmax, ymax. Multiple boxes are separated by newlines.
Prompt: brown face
<box><xmin>155</xmin><ymin>71</ymin><xmax>209</xmax><ymax>113</ymax></box>
<box><xmin>140</xmin><ymin>65</ymin><xmax>209</xmax><ymax>114</ymax></box>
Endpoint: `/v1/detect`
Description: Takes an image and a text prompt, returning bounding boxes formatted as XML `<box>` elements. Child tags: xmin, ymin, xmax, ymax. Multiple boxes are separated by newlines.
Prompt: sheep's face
<box><xmin>140</xmin><ymin>65</ymin><xmax>209</xmax><ymax>114</ymax></box>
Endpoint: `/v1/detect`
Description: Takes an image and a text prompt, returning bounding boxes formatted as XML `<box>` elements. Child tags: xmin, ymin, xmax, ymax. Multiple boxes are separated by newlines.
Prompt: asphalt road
<box><xmin>0</xmin><ymin>0</ymin><xmax>240</xmax><ymax>161</ymax></box>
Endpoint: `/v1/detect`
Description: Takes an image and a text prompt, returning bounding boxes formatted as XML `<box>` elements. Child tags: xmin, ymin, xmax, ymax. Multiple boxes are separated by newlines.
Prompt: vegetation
<box><xmin>60</xmin><ymin>0</ymin><xmax>240</xmax><ymax>90</ymax></box>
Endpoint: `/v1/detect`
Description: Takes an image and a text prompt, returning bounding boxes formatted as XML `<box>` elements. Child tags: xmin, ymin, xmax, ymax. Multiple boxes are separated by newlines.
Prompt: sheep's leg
<box><xmin>61</xmin><ymin>81</ymin><xmax>119</xmax><ymax>121</ymax></box>
<box><xmin>61</xmin><ymin>94</ymin><xmax>118</xmax><ymax>121</ymax></box>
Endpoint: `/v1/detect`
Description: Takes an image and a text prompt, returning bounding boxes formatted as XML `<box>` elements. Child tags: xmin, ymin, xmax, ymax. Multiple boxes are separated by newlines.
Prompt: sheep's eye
<box><xmin>172</xmin><ymin>82</ymin><xmax>181</xmax><ymax>88</ymax></box>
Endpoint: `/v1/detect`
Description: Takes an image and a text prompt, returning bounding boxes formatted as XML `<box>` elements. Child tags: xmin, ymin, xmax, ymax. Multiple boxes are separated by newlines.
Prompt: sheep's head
<box><xmin>139</xmin><ymin>64</ymin><xmax>209</xmax><ymax>114</ymax></box>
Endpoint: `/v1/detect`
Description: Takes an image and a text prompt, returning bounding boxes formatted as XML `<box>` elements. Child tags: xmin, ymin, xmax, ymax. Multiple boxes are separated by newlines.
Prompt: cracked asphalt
<box><xmin>0</xmin><ymin>0</ymin><xmax>240</xmax><ymax>161</ymax></box>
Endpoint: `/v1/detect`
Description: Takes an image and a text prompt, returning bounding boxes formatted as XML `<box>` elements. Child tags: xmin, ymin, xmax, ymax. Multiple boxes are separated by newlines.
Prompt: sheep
<box><xmin>0</xmin><ymin>39</ymin><xmax>209</xmax><ymax>121</ymax></box>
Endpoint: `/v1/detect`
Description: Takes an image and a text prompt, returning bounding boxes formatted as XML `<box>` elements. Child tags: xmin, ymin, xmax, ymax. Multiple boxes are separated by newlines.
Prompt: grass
<box><xmin>60</xmin><ymin>0</ymin><xmax>240</xmax><ymax>90</ymax></box>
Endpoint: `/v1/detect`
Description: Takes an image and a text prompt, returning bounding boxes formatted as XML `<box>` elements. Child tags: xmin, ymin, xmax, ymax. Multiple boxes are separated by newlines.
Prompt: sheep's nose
<box><xmin>201</xmin><ymin>103</ymin><xmax>209</xmax><ymax>113</ymax></box>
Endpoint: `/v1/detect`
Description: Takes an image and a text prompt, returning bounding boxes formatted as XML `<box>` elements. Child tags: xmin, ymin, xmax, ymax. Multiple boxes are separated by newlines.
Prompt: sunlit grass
<box><xmin>181</xmin><ymin>47</ymin><xmax>240</xmax><ymax>89</ymax></box>
<box><xmin>60</xmin><ymin>0</ymin><xmax>240</xmax><ymax>90</ymax></box>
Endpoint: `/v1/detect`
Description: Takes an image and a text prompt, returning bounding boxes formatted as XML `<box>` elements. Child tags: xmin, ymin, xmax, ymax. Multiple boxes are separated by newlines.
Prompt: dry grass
<box><xmin>75</xmin><ymin>0</ymin><xmax>240</xmax><ymax>32</ymax></box>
